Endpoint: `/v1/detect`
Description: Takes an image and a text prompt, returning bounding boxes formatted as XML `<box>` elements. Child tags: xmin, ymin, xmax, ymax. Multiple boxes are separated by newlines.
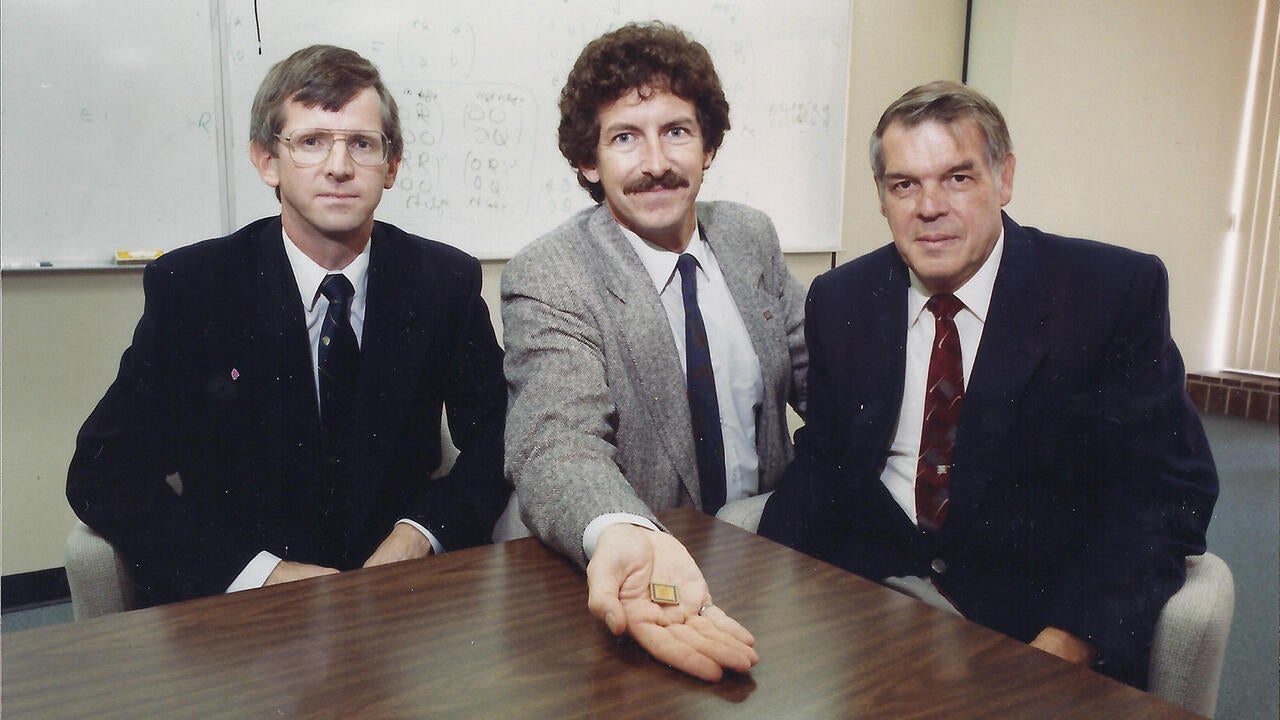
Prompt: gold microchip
<box><xmin>650</xmin><ymin>583</ymin><xmax>679</xmax><ymax>605</ymax></box>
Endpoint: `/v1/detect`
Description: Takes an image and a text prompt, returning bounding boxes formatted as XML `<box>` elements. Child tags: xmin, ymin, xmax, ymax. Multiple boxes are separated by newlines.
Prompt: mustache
<box><xmin>623</xmin><ymin>171</ymin><xmax>690</xmax><ymax>194</ymax></box>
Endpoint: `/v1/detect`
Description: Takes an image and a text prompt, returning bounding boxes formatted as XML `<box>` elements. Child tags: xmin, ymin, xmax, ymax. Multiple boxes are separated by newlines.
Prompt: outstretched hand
<box><xmin>586</xmin><ymin>523</ymin><xmax>758</xmax><ymax>681</ymax></box>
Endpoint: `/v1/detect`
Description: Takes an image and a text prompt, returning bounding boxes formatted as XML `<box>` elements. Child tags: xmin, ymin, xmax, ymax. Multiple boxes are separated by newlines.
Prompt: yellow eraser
<box><xmin>114</xmin><ymin>249</ymin><xmax>164</xmax><ymax>265</ymax></box>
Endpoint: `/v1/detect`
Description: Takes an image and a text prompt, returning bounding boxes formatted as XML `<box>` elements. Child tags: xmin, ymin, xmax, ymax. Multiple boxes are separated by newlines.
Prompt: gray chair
<box><xmin>64</xmin><ymin>519</ymin><xmax>136</xmax><ymax>619</ymax></box>
<box><xmin>715</xmin><ymin>492</ymin><xmax>1235</xmax><ymax>718</ymax></box>
<box><xmin>65</xmin><ymin>413</ymin><xmax>463</xmax><ymax>620</ymax></box>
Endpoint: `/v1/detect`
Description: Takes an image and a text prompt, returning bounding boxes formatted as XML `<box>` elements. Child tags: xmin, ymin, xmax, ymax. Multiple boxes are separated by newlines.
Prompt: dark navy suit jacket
<box><xmin>760</xmin><ymin>214</ymin><xmax>1217</xmax><ymax>688</ymax></box>
<box><xmin>68</xmin><ymin>217</ymin><xmax>508</xmax><ymax>606</ymax></box>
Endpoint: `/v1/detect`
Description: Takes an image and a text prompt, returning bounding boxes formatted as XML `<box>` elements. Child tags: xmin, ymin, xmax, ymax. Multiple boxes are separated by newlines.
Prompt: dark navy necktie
<box><xmin>676</xmin><ymin>253</ymin><xmax>726</xmax><ymax>515</ymax></box>
<box><xmin>318</xmin><ymin>274</ymin><xmax>360</xmax><ymax>475</ymax></box>
<box><xmin>916</xmin><ymin>293</ymin><xmax>965</xmax><ymax>532</ymax></box>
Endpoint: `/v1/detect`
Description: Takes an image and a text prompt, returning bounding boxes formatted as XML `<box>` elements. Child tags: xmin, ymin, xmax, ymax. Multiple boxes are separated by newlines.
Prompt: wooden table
<box><xmin>2</xmin><ymin>509</ymin><xmax>1197</xmax><ymax>719</ymax></box>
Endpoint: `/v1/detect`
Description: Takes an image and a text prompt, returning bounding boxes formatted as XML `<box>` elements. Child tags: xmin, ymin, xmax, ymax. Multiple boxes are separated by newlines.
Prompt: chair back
<box><xmin>1148</xmin><ymin>552</ymin><xmax>1235</xmax><ymax>718</ymax></box>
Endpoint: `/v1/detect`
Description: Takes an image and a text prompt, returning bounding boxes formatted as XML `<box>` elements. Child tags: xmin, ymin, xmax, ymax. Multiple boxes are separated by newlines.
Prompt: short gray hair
<box><xmin>870</xmin><ymin>80</ymin><xmax>1012</xmax><ymax>185</ymax></box>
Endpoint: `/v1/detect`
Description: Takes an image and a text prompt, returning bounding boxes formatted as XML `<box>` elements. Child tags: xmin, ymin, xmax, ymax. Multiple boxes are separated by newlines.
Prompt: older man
<box><xmin>760</xmin><ymin>80</ymin><xmax>1217</xmax><ymax>688</ymax></box>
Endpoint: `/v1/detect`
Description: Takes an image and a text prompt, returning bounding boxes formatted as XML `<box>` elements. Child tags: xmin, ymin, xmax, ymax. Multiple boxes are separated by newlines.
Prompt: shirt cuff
<box><xmin>582</xmin><ymin>513</ymin><xmax>660</xmax><ymax>560</ymax></box>
<box><xmin>226</xmin><ymin>551</ymin><xmax>282</xmax><ymax>593</ymax></box>
<box><xmin>396</xmin><ymin>518</ymin><xmax>444</xmax><ymax>554</ymax></box>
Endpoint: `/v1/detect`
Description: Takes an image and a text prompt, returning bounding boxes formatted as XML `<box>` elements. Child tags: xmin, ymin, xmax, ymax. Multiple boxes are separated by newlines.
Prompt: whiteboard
<box><xmin>222</xmin><ymin>0</ymin><xmax>848</xmax><ymax>257</ymax></box>
<box><xmin>0</xmin><ymin>0</ymin><xmax>224</xmax><ymax>268</ymax></box>
<box><xmin>0</xmin><ymin>0</ymin><xmax>848</xmax><ymax>268</ymax></box>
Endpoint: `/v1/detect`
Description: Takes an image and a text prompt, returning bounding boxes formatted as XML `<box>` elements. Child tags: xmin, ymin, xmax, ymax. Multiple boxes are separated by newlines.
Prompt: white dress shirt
<box><xmin>582</xmin><ymin>225</ymin><xmax>764</xmax><ymax>558</ymax></box>
<box><xmin>879</xmin><ymin>234</ymin><xmax>1005</xmax><ymax>524</ymax></box>
<box><xmin>226</xmin><ymin>229</ymin><xmax>440</xmax><ymax>593</ymax></box>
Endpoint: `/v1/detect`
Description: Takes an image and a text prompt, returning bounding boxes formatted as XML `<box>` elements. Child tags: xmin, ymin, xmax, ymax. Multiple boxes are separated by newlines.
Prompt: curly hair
<box><xmin>249</xmin><ymin>45</ymin><xmax>403</xmax><ymax>163</ymax></box>
<box><xmin>558</xmin><ymin>22</ymin><xmax>730</xmax><ymax>202</ymax></box>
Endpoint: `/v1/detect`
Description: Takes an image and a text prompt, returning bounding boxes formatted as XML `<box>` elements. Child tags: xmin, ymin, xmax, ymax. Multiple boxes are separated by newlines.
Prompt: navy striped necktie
<box><xmin>318</xmin><ymin>273</ymin><xmax>360</xmax><ymax>473</ymax></box>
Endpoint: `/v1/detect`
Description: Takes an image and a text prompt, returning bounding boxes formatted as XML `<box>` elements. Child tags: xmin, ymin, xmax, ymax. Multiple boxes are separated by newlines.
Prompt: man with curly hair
<box><xmin>501</xmin><ymin>22</ymin><xmax>807</xmax><ymax>681</ymax></box>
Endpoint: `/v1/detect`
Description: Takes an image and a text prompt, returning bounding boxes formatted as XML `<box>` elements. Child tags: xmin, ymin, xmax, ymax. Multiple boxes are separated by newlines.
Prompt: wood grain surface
<box><xmin>1</xmin><ymin>509</ymin><xmax>1199</xmax><ymax>719</ymax></box>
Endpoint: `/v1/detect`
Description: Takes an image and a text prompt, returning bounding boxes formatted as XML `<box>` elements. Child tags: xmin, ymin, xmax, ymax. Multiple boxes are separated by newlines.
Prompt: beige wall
<box><xmin>13</xmin><ymin>0</ymin><xmax>1256</xmax><ymax>575</ymax></box>
<box><xmin>967</xmin><ymin>0</ymin><xmax>1260</xmax><ymax>371</ymax></box>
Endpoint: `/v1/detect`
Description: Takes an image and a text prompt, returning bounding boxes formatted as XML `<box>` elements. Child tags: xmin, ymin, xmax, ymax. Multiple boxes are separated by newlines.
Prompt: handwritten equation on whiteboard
<box><xmin>222</xmin><ymin>0</ymin><xmax>849</xmax><ymax>258</ymax></box>
<box><xmin>397</xmin><ymin>84</ymin><xmax>571</xmax><ymax>223</ymax></box>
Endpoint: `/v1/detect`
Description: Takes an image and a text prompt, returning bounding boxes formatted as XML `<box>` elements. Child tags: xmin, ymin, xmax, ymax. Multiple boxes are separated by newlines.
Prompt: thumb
<box><xmin>586</xmin><ymin>561</ymin><xmax>628</xmax><ymax>636</ymax></box>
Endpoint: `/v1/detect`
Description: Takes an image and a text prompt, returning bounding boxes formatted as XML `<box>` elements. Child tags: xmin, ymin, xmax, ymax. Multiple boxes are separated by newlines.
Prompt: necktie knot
<box><xmin>676</xmin><ymin>253</ymin><xmax>698</xmax><ymax>281</ymax></box>
<box><xmin>926</xmin><ymin>293</ymin><xmax>963</xmax><ymax>321</ymax></box>
<box><xmin>320</xmin><ymin>273</ymin><xmax>355</xmax><ymax>307</ymax></box>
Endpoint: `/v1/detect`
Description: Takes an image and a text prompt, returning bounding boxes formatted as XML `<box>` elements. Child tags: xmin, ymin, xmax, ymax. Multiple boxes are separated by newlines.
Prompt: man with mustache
<box><xmin>501</xmin><ymin>22</ymin><xmax>807</xmax><ymax>681</ymax></box>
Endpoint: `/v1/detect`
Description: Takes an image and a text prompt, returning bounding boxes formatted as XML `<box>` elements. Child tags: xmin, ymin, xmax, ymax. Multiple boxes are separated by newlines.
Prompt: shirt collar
<box><xmin>617</xmin><ymin>223</ymin><xmax>709</xmax><ymax>293</ymax></box>
<box><xmin>907</xmin><ymin>230</ymin><xmax>1004</xmax><ymax>327</ymax></box>
<box><xmin>281</xmin><ymin>227</ymin><xmax>372</xmax><ymax>311</ymax></box>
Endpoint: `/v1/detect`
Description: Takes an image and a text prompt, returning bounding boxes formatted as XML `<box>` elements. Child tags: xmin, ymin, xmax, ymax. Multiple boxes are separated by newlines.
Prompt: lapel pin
<box><xmin>230</xmin><ymin>368</ymin><xmax>240</xmax><ymax>380</ymax></box>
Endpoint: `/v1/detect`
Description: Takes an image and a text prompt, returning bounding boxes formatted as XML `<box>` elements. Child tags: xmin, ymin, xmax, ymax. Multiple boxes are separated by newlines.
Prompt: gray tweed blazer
<box><xmin>501</xmin><ymin>201</ymin><xmax>807</xmax><ymax>566</ymax></box>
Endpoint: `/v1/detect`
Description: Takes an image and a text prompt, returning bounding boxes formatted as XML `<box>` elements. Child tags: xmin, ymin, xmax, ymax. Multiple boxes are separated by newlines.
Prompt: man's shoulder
<box><xmin>506</xmin><ymin>205</ymin><xmax>605</xmax><ymax>282</ymax></box>
<box><xmin>696</xmin><ymin>200</ymin><xmax>772</xmax><ymax>229</ymax></box>
<box><xmin>144</xmin><ymin>217</ymin><xmax>280</xmax><ymax>292</ymax></box>
<box><xmin>1012</xmin><ymin>220</ymin><xmax>1165</xmax><ymax>285</ymax></box>
<box><xmin>372</xmin><ymin>220</ymin><xmax>480</xmax><ymax>273</ymax></box>
<box><xmin>154</xmin><ymin>217</ymin><xmax>277</xmax><ymax>267</ymax></box>
<box><xmin>820</xmin><ymin>242</ymin><xmax>904</xmax><ymax>289</ymax></box>
<box><xmin>1020</xmin><ymin>222</ymin><xmax>1150</xmax><ymax>259</ymax></box>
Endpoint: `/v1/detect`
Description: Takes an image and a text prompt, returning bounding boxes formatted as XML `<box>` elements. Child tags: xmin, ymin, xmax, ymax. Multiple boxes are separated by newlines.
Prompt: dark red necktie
<box><xmin>916</xmin><ymin>293</ymin><xmax>965</xmax><ymax>532</ymax></box>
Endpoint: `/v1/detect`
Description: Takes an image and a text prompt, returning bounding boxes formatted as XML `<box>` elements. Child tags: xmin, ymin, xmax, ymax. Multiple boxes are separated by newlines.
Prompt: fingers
<box><xmin>628</xmin><ymin>611</ymin><xmax>759</xmax><ymax>682</ymax></box>
<box><xmin>668</xmin><ymin>617</ymin><xmax>759</xmax><ymax>673</ymax></box>
<box><xmin>697</xmin><ymin>604</ymin><xmax>756</xmax><ymax>648</ymax></box>
<box><xmin>629</xmin><ymin>621</ymin><xmax>728</xmax><ymax>682</ymax></box>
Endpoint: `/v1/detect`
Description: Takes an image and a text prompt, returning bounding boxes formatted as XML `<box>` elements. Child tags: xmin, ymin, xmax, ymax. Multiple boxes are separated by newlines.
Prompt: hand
<box><xmin>1030</xmin><ymin>626</ymin><xmax>1097</xmax><ymax>667</ymax></box>
<box><xmin>264</xmin><ymin>560</ymin><xmax>339</xmax><ymax>586</ymax></box>
<box><xmin>364</xmin><ymin>523</ymin><xmax>434</xmax><ymax>568</ymax></box>
<box><xmin>586</xmin><ymin>523</ymin><xmax>758</xmax><ymax>682</ymax></box>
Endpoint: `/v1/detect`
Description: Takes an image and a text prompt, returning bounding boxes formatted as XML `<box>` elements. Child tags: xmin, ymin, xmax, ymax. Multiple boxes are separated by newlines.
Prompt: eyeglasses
<box><xmin>274</xmin><ymin>128</ymin><xmax>391</xmax><ymax>167</ymax></box>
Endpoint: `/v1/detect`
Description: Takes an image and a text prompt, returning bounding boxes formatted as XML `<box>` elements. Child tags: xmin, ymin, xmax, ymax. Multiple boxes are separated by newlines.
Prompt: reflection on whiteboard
<box><xmin>0</xmin><ymin>0</ymin><xmax>222</xmax><ymax>268</ymax></box>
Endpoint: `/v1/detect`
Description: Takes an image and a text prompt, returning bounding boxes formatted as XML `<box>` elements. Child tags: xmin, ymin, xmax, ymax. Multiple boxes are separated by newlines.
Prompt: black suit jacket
<box><xmin>760</xmin><ymin>214</ymin><xmax>1218</xmax><ymax>688</ymax></box>
<box><xmin>68</xmin><ymin>217</ymin><xmax>508</xmax><ymax>606</ymax></box>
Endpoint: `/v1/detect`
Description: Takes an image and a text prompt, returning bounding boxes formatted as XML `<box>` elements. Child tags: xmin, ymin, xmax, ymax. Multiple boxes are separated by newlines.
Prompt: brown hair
<box><xmin>558</xmin><ymin>22</ymin><xmax>730</xmax><ymax>202</ymax></box>
<box><xmin>249</xmin><ymin>45</ymin><xmax>403</xmax><ymax>162</ymax></box>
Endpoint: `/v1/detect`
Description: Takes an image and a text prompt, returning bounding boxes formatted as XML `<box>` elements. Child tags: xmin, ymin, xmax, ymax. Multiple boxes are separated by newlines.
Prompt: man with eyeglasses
<box><xmin>67</xmin><ymin>45</ymin><xmax>509</xmax><ymax>606</ymax></box>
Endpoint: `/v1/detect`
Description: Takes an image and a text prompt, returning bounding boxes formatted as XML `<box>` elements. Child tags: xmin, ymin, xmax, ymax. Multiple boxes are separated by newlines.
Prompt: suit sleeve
<box><xmin>66</xmin><ymin>260</ymin><xmax>265</xmax><ymax>600</ymax></box>
<box><xmin>501</xmin><ymin>249</ymin><xmax>661</xmax><ymax>568</ymax></box>
<box><xmin>1040</xmin><ymin>256</ymin><xmax>1218</xmax><ymax>681</ymax></box>
<box><xmin>759</xmin><ymin>274</ymin><xmax>849</xmax><ymax>555</ymax></box>
<box><xmin>775</xmin><ymin>238</ymin><xmax>809</xmax><ymax>420</ymax></box>
<box><xmin>402</xmin><ymin>258</ymin><xmax>509</xmax><ymax>551</ymax></box>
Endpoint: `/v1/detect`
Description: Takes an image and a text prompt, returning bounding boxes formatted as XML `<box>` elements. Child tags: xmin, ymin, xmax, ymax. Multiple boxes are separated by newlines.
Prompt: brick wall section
<box><xmin>1186</xmin><ymin>371</ymin><xmax>1279</xmax><ymax>424</ymax></box>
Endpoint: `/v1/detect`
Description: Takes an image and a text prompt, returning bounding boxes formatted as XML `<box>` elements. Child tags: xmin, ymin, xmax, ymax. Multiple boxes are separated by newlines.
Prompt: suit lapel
<box><xmin>703</xmin><ymin>217</ymin><xmax>778</xmax><ymax>392</ymax></box>
<box><xmin>588</xmin><ymin>207</ymin><xmax>700</xmax><ymax>503</ymax></box>
<box><xmin>854</xmin><ymin>249</ymin><xmax>911</xmax><ymax>451</ymax></box>
<box><xmin>237</xmin><ymin>219</ymin><xmax>319</xmax><ymax>515</ymax></box>
<box><xmin>351</xmin><ymin>225</ymin><xmax>429</xmax><ymax>483</ymax></box>
<box><xmin>954</xmin><ymin>214</ymin><xmax>1050</xmax><ymax>503</ymax></box>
